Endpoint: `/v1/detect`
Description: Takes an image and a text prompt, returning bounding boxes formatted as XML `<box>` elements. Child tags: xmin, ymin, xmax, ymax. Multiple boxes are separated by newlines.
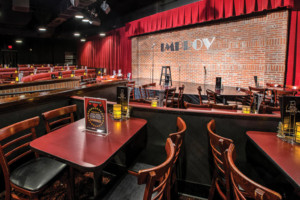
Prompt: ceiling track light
<box><xmin>75</xmin><ymin>13</ymin><xmax>84</xmax><ymax>19</ymax></box>
<box><xmin>82</xmin><ymin>18</ymin><xmax>89</xmax><ymax>23</ymax></box>
<box><xmin>99</xmin><ymin>33</ymin><xmax>106</xmax><ymax>37</ymax></box>
<box><xmin>38</xmin><ymin>27</ymin><xmax>47</xmax><ymax>32</ymax></box>
<box><xmin>74</xmin><ymin>32</ymin><xmax>80</xmax><ymax>37</ymax></box>
<box><xmin>15</xmin><ymin>39</ymin><xmax>23</xmax><ymax>44</ymax></box>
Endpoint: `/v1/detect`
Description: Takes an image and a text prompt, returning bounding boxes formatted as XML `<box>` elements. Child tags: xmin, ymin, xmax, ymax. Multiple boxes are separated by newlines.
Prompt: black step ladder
<box><xmin>159</xmin><ymin>66</ymin><xmax>172</xmax><ymax>86</ymax></box>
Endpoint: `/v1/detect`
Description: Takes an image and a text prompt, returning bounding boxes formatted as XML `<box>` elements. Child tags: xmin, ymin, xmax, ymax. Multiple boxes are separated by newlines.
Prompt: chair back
<box><xmin>127</xmin><ymin>81</ymin><xmax>135</xmax><ymax>100</ymax></box>
<box><xmin>211</xmin><ymin>104</ymin><xmax>237</xmax><ymax>112</ymax></box>
<box><xmin>0</xmin><ymin>117</ymin><xmax>39</xmax><ymax>180</ymax></box>
<box><xmin>285</xmin><ymin>85</ymin><xmax>300</xmax><ymax>90</ymax></box>
<box><xmin>266</xmin><ymin>83</ymin><xmax>283</xmax><ymax>88</ymax></box>
<box><xmin>197</xmin><ymin>86</ymin><xmax>203</xmax><ymax>105</ymax></box>
<box><xmin>243</xmin><ymin>90</ymin><xmax>255</xmax><ymax>107</ymax></box>
<box><xmin>176</xmin><ymin>85</ymin><xmax>185</xmax><ymax>108</ymax></box>
<box><xmin>184</xmin><ymin>102</ymin><xmax>212</xmax><ymax>110</ymax></box>
<box><xmin>249</xmin><ymin>87</ymin><xmax>268</xmax><ymax>104</ymax></box>
<box><xmin>42</xmin><ymin>105</ymin><xmax>77</xmax><ymax>133</ymax></box>
<box><xmin>206</xmin><ymin>89</ymin><xmax>217</xmax><ymax>104</ymax></box>
<box><xmin>274</xmin><ymin>90</ymin><xmax>296</xmax><ymax>107</ymax></box>
<box><xmin>141</xmin><ymin>83</ymin><xmax>156</xmax><ymax>99</ymax></box>
<box><xmin>227</xmin><ymin>144</ymin><xmax>282</xmax><ymax>200</ymax></box>
<box><xmin>164</xmin><ymin>88</ymin><xmax>176</xmax><ymax>107</ymax></box>
<box><xmin>138</xmin><ymin>138</ymin><xmax>176</xmax><ymax>200</ymax></box>
<box><xmin>207</xmin><ymin>120</ymin><xmax>233</xmax><ymax>200</ymax></box>
<box><xmin>169</xmin><ymin>117</ymin><xmax>187</xmax><ymax>164</ymax></box>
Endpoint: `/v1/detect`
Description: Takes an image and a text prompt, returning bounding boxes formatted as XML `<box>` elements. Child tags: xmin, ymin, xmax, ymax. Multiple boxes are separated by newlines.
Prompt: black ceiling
<box><xmin>0</xmin><ymin>0</ymin><xmax>198</xmax><ymax>39</ymax></box>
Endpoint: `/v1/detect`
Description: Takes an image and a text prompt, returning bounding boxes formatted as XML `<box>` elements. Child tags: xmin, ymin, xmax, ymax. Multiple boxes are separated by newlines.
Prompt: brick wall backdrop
<box><xmin>131</xmin><ymin>10</ymin><xmax>289</xmax><ymax>87</ymax></box>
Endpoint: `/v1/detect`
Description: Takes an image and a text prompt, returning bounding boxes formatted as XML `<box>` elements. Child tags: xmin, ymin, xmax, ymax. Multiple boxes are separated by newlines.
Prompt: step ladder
<box><xmin>159</xmin><ymin>66</ymin><xmax>172</xmax><ymax>86</ymax></box>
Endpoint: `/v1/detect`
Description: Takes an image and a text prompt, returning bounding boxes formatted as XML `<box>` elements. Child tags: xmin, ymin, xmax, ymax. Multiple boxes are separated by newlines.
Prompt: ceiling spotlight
<box><xmin>101</xmin><ymin>0</ymin><xmax>111</xmax><ymax>14</ymax></box>
<box><xmin>75</xmin><ymin>13</ymin><xmax>84</xmax><ymax>19</ymax></box>
<box><xmin>80</xmin><ymin>38</ymin><xmax>86</xmax><ymax>42</ymax></box>
<box><xmin>82</xmin><ymin>18</ymin><xmax>89</xmax><ymax>23</ymax></box>
<box><xmin>15</xmin><ymin>39</ymin><xmax>23</xmax><ymax>44</ymax></box>
<box><xmin>74</xmin><ymin>32</ymin><xmax>80</xmax><ymax>37</ymax></box>
<box><xmin>99</xmin><ymin>33</ymin><xmax>106</xmax><ymax>37</ymax></box>
<box><xmin>38</xmin><ymin>27</ymin><xmax>47</xmax><ymax>31</ymax></box>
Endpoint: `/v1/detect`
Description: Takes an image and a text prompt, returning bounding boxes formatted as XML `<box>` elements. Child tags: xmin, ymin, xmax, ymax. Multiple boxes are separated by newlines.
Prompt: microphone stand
<box><xmin>151</xmin><ymin>43</ymin><xmax>155</xmax><ymax>83</ymax></box>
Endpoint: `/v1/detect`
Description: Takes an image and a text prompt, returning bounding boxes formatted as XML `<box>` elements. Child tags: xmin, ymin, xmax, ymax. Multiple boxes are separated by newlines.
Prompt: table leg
<box><xmin>93</xmin><ymin>170</ymin><xmax>103</xmax><ymax>198</ymax></box>
<box><xmin>67</xmin><ymin>167</ymin><xmax>75</xmax><ymax>200</ymax></box>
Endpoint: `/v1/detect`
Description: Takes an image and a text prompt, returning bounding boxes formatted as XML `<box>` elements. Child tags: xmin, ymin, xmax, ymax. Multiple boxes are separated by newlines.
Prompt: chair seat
<box><xmin>10</xmin><ymin>157</ymin><xmax>66</xmax><ymax>191</ymax></box>
<box><xmin>103</xmin><ymin>173</ymin><xmax>157</xmax><ymax>200</ymax></box>
<box><xmin>128</xmin><ymin>162</ymin><xmax>155</xmax><ymax>173</ymax></box>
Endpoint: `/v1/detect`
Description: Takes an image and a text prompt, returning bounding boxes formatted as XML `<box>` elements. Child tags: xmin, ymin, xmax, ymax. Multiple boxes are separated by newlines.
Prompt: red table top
<box><xmin>247</xmin><ymin>131</ymin><xmax>300</xmax><ymax>188</ymax></box>
<box><xmin>30</xmin><ymin>117</ymin><xmax>147</xmax><ymax>171</ymax></box>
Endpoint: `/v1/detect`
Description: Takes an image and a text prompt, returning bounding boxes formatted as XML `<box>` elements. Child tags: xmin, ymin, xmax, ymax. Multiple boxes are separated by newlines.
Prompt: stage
<box><xmin>131</xmin><ymin>78</ymin><xmax>246</xmax><ymax>104</ymax></box>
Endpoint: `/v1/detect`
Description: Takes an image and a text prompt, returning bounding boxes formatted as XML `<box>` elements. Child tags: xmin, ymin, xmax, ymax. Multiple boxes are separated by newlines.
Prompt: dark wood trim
<box><xmin>0</xmin><ymin>78</ymin><xmax>80</xmax><ymax>90</ymax></box>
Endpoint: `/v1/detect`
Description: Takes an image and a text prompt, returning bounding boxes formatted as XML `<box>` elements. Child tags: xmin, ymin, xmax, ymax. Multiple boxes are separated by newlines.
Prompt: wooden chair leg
<box><xmin>5</xmin><ymin>190</ymin><xmax>11</xmax><ymax>200</ymax></box>
<box><xmin>208</xmin><ymin>171</ymin><xmax>217</xmax><ymax>200</ymax></box>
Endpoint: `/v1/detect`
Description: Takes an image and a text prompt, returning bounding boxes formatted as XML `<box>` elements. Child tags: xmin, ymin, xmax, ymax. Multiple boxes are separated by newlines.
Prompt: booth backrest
<box><xmin>22</xmin><ymin>73</ymin><xmax>51</xmax><ymax>82</ymax></box>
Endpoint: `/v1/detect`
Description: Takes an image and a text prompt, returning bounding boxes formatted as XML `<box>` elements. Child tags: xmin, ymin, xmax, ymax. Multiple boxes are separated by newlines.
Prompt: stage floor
<box><xmin>132</xmin><ymin>78</ymin><xmax>245</xmax><ymax>97</ymax></box>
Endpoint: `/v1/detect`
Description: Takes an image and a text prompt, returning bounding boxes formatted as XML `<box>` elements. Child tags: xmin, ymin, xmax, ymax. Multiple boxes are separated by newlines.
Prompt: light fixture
<box><xmin>80</xmin><ymin>38</ymin><xmax>86</xmax><ymax>42</ymax></box>
<box><xmin>75</xmin><ymin>13</ymin><xmax>84</xmax><ymax>19</ymax></box>
<box><xmin>101</xmin><ymin>0</ymin><xmax>111</xmax><ymax>14</ymax></box>
<box><xmin>74</xmin><ymin>32</ymin><xmax>80</xmax><ymax>37</ymax></box>
<box><xmin>82</xmin><ymin>18</ymin><xmax>89</xmax><ymax>23</ymax></box>
<box><xmin>15</xmin><ymin>39</ymin><xmax>23</xmax><ymax>44</ymax></box>
<box><xmin>38</xmin><ymin>27</ymin><xmax>47</xmax><ymax>32</ymax></box>
<box><xmin>99</xmin><ymin>33</ymin><xmax>106</xmax><ymax>37</ymax></box>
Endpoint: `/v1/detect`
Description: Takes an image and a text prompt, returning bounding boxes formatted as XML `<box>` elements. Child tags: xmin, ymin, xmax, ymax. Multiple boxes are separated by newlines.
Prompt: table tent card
<box><xmin>84</xmin><ymin>97</ymin><xmax>108</xmax><ymax>135</ymax></box>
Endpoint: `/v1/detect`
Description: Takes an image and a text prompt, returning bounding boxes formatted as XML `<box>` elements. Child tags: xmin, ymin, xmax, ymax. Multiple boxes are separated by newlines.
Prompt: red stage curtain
<box><xmin>286</xmin><ymin>11</ymin><xmax>300</xmax><ymax>85</ymax></box>
<box><xmin>126</xmin><ymin>0</ymin><xmax>295</xmax><ymax>37</ymax></box>
<box><xmin>78</xmin><ymin>27</ymin><xmax>131</xmax><ymax>74</ymax></box>
<box><xmin>78</xmin><ymin>0</ymin><xmax>298</xmax><ymax>77</ymax></box>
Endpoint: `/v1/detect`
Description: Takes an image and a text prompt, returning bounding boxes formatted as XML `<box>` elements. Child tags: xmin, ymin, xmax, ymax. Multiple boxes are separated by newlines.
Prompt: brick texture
<box><xmin>131</xmin><ymin>10</ymin><xmax>289</xmax><ymax>87</ymax></box>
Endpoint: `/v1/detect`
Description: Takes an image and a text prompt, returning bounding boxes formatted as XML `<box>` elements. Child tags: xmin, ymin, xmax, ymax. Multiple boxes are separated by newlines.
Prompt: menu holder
<box><xmin>84</xmin><ymin>97</ymin><xmax>109</xmax><ymax>136</ymax></box>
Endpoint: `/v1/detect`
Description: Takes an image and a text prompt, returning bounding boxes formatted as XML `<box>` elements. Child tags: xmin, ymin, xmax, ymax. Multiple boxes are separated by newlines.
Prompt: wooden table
<box><xmin>247</xmin><ymin>131</ymin><xmax>300</xmax><ymax>190</ymax></box>
<box><xmin>30</xmin><ymin>117</ymin><xmax>147</xmax><ymax>198</ymax></box>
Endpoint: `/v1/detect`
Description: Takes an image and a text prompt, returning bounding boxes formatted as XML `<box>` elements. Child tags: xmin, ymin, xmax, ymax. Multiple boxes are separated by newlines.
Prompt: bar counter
<box><xmin>0</xmin><ymin>80</ymin><xmax>127</xmax><ymax>109</ymax></box>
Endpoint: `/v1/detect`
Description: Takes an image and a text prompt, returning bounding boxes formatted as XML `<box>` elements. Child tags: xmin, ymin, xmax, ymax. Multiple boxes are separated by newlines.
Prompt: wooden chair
<box><xmin>274</xmin><ymin>90</ymin><xmax>296</xmax><ymax>107</ymax></box>
<box><xmin>140</xmin><ymin>83</ymin><xmax>157</xmax><ymax>100</ymax></box>
<box><xmin>42</xmin><ymin>104</ymin><xmax>77</xmax><ymax>133</ymax></box>
<box><xmin>127</xmin><ymin>81</ymin><xmax>136</xmax><ymax>100</ymax></box>
<box><xmin>197</xmin><ymin>86</ymin><xmax>204</xmax><ymax>105</ymax></box>
<box><xmin>249</xmin><ymin>87</ymin><xmax>271</xmax><ymax>105</ymax></box>
<box><xmin>0</xmin><ymin>116</ymin><xmax>66</xmax><ymax>200</ymax></box>
<box><xmin>173</xmin><ymin>85</ymin><xmax>185</xmax><ymax>108</ymax></box>
<box><xmin>266</xmin><ymin>83</ymin><xmax>283</xmax><ymax>88</ymax></box>
<box><xmin>226</xmin><ymin>144</ymin><xmax>282</xmax><ymax>200</ymax></box>
<box><xmin>168</xmin><ymin>117</ymin><xmax>187</xmax><ymax>199</ymax></box>
<box><xmin>206</xmin><ymin>89</ymin><xmax>217</xmax><ymax>104</ymax></box>
<box><xmin>207</xmin><ymin>120</ymin><xmax>233</xmax><ymax>200</ymax></box>
<box><xmin>164</xmin><ymin>87</ymin><xmax>176</xmax><ymax>107</ymax></box>
<box><xmin>104</xmin><ymin>138</ymin><xmax>176</xmax><ymax>200</ymax></box>
<box><xmin>184</xmin><ymin>101</ymin><xmax>212</xmax><ymax>110</ymax></box>
<box><xmin>127</xmin><ymin>117</ymin><xmax>186</xmax><ymax>199</ymax></box>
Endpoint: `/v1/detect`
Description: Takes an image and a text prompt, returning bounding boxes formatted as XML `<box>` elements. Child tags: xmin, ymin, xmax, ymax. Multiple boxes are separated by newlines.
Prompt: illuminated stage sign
<box><xmin>161</xmin><ymin>37</ymin><xmax>215</xmax><ymax>52</ymax></box>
